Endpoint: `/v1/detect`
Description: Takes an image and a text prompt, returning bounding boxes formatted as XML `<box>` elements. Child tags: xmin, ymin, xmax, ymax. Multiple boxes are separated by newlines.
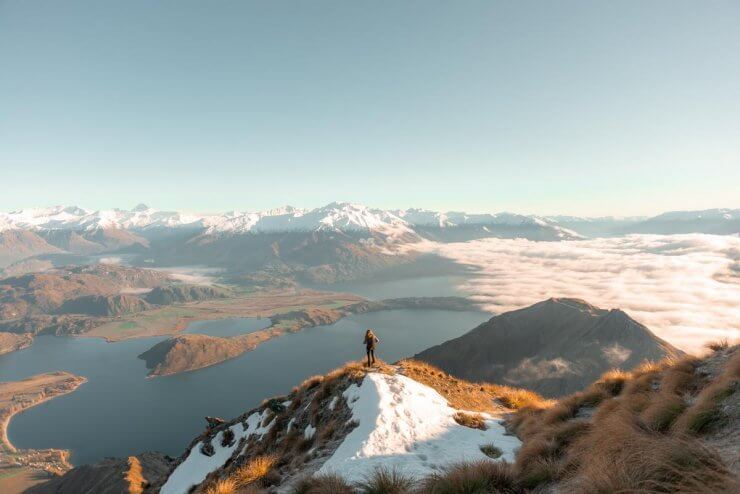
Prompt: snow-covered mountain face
<box><xmin>0</xmin><ymin>205</ymin><xmax>214</xmax><ymax>232</ymax></box>
<box><xmin>0</xmin><ymin>202</ymin><xmax>571</xmax><ymax>238</ymax></box>
<box><xmin>1</xmin><ymin>203</ymin><xmax>737</xmax><ymax>238</ymax></box>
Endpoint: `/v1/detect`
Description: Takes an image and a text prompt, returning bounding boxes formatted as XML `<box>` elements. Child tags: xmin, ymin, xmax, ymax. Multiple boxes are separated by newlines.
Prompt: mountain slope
<box><xmin>627</xmin><ymin>208</ymin><xmax>740</xmax><ymax>235</ymax></box>
<box><xmin>157</xmin><ymin>361</ymin><xmax>528</xmax><ymax>494</ymax></box>
<box><xmin>415</xmin><ymin>298</ymin><xmax>682</xmax><ymax>397</ymax></box>
<box><xmin>508</xmin><ymin>344</ymin><xmax>739</xmax><ymax>492</ymax></box>
<box><xmin>0</xmin><ymin>230</ymin><xmax>61</xmax><ymax>268</ymax></box>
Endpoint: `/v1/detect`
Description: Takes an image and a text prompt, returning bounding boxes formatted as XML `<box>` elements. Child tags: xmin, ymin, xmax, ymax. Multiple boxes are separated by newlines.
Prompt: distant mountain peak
<box><xmin>415</xmin><ymin>298</ymin><xmax>681</xmax><ymax>397</ymax></box>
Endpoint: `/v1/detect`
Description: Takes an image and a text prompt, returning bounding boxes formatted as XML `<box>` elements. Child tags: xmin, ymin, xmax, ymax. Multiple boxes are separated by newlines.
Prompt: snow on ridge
<box><xmin>317</xmin><ymin>372</ymin><xmax>520</xmax><ymax>482</ymax></box>
<box><xmin>161</xmin><ymin>409</ymin><xmax>275</xmax><ymax>494</ymax></box>
<box><xmin>11</xmin><ymin>201</ymin><xmax>714</xmax><ymax>236</ymax></box>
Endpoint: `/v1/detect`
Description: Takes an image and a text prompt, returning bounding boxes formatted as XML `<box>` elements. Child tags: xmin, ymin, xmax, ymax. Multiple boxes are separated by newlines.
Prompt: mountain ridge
<box><xmin>415</xmin><ymin>297</ymin><xmax>682</xmax><ymax>397</ymax></box>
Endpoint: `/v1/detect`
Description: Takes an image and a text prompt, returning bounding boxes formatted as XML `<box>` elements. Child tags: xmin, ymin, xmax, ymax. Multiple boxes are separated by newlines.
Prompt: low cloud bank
<box><xmin>410</xmin><ymin>234</ymin><xmax>740</xmax><ymax>352</ymax></box>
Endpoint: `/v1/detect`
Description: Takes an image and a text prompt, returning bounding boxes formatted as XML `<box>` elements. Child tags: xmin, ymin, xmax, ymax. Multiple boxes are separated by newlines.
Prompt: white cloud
<box><xmin>602</xmin><ymin>343</ymin><xmax>632</xmax><ymax>366</ymax></box>
<box><xmin>407</xmin><ymin>234</ymin><xmax>740</xmax><ymax>352</ymax></box>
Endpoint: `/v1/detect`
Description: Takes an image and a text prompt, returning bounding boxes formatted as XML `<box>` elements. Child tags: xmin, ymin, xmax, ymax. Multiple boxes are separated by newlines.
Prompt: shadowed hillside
<box><xmin>415</xmin><ymin>298</ymin><xmax>682</xmax><ymax>397</ymax></box>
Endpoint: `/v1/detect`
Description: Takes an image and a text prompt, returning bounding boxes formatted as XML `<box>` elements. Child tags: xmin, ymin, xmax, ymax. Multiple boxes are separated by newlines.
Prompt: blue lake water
<box><xmin>183</xmin><ymin>317</ymin><xmax>271</xmax><ymax>338</ymax></box>
<box><xmin>0</xmin><ymin>309</ymin><xmax>489</xmax><ymax>466</ymax></box>
<box><xmin>305</xmin><ymin>275</ymin><xmax>470</xmax><ymax>300</ymax></box>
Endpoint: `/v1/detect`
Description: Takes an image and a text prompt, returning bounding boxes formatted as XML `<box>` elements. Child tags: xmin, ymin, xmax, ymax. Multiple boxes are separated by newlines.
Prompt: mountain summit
<box><xmin>415</xmin><ymin>298</ymin><xmax>682</xmax><ymax>397</ymax></box>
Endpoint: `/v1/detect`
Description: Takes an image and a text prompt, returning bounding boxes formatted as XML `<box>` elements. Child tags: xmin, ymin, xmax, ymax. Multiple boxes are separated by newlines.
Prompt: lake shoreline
<box><xmin>0</xmin><ymin>372</ymin><xmax>87</xmax><ymax>489</ymax></box>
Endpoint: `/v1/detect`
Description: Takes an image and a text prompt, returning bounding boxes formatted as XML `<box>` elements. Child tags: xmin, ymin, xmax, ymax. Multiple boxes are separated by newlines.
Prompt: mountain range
<box><xmin>1</xmin><ymin>203</ymin><xmax>737</xmax><ymax>283</ymax></box>
<box><xmin>3</xmin><ymin>202</ymin><xmax>737</xmax><ymax>237</ymax></box>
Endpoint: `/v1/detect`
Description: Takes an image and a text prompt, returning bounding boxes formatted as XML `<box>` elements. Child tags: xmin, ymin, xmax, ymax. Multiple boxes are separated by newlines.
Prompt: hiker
<box><xmin>363</xmin><ymin>329</ymin><xmax>379</xmax><ymax>366</ymax></box>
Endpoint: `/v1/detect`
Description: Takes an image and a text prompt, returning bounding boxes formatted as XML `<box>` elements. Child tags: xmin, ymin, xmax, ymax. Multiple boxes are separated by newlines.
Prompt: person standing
<box><xmin>363</xmin><ymin>329</ymin><xmax>379</xmax><ymax>366</ymax></box>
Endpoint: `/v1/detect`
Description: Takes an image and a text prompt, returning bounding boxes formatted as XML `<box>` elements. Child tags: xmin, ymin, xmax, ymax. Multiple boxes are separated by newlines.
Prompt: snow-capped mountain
<box><xmin>0</xmin><ymin>205</ymin><xmax>215</xmax><ymax>232</ymax></box>
<box><xmin>203</xmin><ymin>203</ymin><xmax>412</xmax><ymax>235</ymax></box>
<box><xmin>0</xmin><ymin>202</ymin><xmax>577</xmax><ymax>238</ymax></box>
<box><xmin>647</xmin><ymin>208</ymin><xmax>738</xmax><ymax>222</ymax></box>
<box><xmin>1</xmin><ymin>203</ymin><xmax>737</xmax><ymax>239</ymax></box>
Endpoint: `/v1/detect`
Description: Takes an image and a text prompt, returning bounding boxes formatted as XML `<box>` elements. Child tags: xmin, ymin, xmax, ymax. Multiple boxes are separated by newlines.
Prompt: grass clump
<box><xmin>230</xmin><ymin>455</ymin><xmax>276</xmax><ymax>487</ymax></box>
<box><xmin>203</xmin><ymin>478</ymin><xmax>236</xmax><ymax>494</ymax></box>
<box><xmin>705</xmin><ymin>338</ymin><xmax>729</xmax><ymax>352</ymax></box>
<box><xmin>479</xmin><ymin>443</ymin><xmax>503</xmax><ymax>459</ymax></box>
<box><xmin>674</xmin><ymin>377</ymin><xmax>736</xmax><ymax>434</ymax></box>
<box><xmin>508</xmin><ymin>348</ymin><xmax>739</xmax><ymax>493</ymax></box>
<box><xmin>453</xmin><ymin>412</ymin><xmax>487</xmax><ymax>430</ymax></box>
<box><xmin>594</xmin><ymin>369</ymin><xmax>631</xmax><ymax>396</ymax></box>
<box><xmin>640</xmin><ymin>393</ymin><xmax>686</xmax><ymax>431</ymax></box>
<box><xmin>421</xmin><ymin>460</ymin><xmax>522</xmax><ymax>494</ymax></box>
<box><xmin>290</xmin><ymin>473</ymin><xmax>354</xmax><ymax>494</ymax></box>
<box><xmin>397</xmin><ymin>359</ymin><xmax>550</xmax><ymax>412</ymax></box>
<box><xmin>357</xmin><ymin>466</ymin><xmax>414</xmax><ymax>494</ymax></box>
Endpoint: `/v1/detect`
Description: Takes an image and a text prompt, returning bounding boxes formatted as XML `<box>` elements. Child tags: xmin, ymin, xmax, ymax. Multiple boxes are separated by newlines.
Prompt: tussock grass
<box><xmin>398</xmin><ymin>359</ymin><xmax>549</xmax><ymax>413</ymax></box>
<box><xmin>230</xmin><ymin>455</ymin><xmax>276</xmax><ymax>487</ymax></box>
<box><xmin>203</xmin><ymin>478</ymin><xmax>236</xmax><ymax>494</ymax></box>
<box><xmin>640</xmin><ymin>393</ymin><xmax>686</xmax><ymax>431</ymax></box>
<box><xmin>674</xmin><ymin>378</ymin><xmax>736</xmax><ymax>434</ymax></box>
<box><xmin>453</xmin><ymin>411</ymin><xmax>487</xmax><ymax>430</ymax></box>
<box><xmin>593</xmin><ymin>369</ymin><xmax>631</xmax><ymax>396</ymax></box>
<box><xmin>290</xmin><ymin>474</ymin><xmax>354</xmax><ymax>494</ymax></box>
<box><xmin>479</xmin><ymin>443</ymin><xmax>503</xmax><ymax>459</ymax></box>
<box><xmin>356</xmin><ymin>466</ymin><xmax>414</xmax><ymax>494</ymax></box>
<box><xmin>125</xmin><ymin>456</ymin><xmax>145</xmax><ymax>494</ymax></box>
<box><xmin>421</xmin><ymin>460</ymin><xmax>522</xmax><ymax>494</ymax></box>
<box><xmin>510</xmin><ymin>347</ymin><xmax>739</xmax><ymax>492</ymax></box>
<box><xmin>706</xmin><ymin>338</ymin><xmax>730</xmax><ymax>352</ymax></box>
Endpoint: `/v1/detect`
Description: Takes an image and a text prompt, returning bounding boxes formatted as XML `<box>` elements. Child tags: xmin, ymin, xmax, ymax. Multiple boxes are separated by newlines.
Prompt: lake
<box><xmin>304</xmin><ymin>274</ymin><xmax>470</xmax><ymax>300</ymax></box>
<box><xmin>0</xmin><ymin>309</ymin><xmax>488</xmax><ymax>465</ymax></box>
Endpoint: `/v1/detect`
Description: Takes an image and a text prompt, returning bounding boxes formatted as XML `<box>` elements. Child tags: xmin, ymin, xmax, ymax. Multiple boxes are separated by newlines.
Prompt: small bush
<box><xmin>479</xmin><ymin>443</ymin><xmax>503</xmax><ymax>459</ymax></box>
<box><xmin>356</xmin><ymin>466</ymin><xmax>414</xmax><ymax>494</ymax></box>
<box><xmin>453</xmin><ymin>412</ymin><xmax>487</xmax><ymax>430</ymax></box>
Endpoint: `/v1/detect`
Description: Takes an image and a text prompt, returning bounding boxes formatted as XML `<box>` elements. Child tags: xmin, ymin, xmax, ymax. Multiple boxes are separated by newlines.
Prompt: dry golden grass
<box><xmin>203</xmin><ymin>478</ymin><xmax>236</xmax><ymax>494</ymax></box>
<box><xmin>706</xmin><ymin>338</ymin><xmax>730</xmax><ymax>352</ymax></box>
<box><xmin>593</xmin><ymin>369</ymin><xmax>631</xmax><ymax>396</ymax></box>
<box><xmin>290</xmin><ymin>473</ymin><xmax>354</xmax><ymax>494</ymax></box>
<box><xmin>230</xmin><ymin>455</ymin><xmax>276</xmax><ymax>487</ymax></box>
<box><xmin>564</xmin><ymin>413</ymin><xmax>736</xmax><ymax>493</ymax></box>
<box><xmin>398</xmin><ymin>359</ymin><xmax>549</xmax><ymax>412</ymax></box>
<box><xmin>453</xmin><ymin>411</ymin><xmax>487</xmax><ymax>430</ymax></box>
<box><xmin>509</xmin><ymin>347</ymin><xmax>739</xmax><ymax>492</ymax></box>
<box><xmin>674</xmin><ymin>375</ymin><xmax>736</xmax><ymax>434</ymax></box>
<box><xmin>356</xmin><ymin>467</ymin><xmax>414</xmax><ymax>494</ymax></box>
<box><xmin>640</xmin><ymin>393</ymin><xmax>686</xmax><ymax>431</ymax></box>
<box><xmin>125</xmin><ymin>456</ymin><xmax>145</xmax><ymax>494</ymax></box>
<box><xmin>420</xmin><ymin>460</ymin><xmax>522</xmax><ymax>494</ymax></box>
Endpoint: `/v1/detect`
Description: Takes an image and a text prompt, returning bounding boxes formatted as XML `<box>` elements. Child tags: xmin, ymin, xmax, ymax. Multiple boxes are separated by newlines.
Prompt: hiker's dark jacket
<box><xmin>364</xmin><ymin>333</ymin><xmax>378</xmax><ymax>350</ymax></box>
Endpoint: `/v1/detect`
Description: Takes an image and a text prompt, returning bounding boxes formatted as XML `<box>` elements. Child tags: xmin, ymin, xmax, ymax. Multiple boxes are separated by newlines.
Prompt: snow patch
<box><xmin>304</xmin><ymin>424</ymin><xmax>316</xmax><ymax>440</ymax></box>
<box><xmin>317</xmin><ymin>373</ymin><xmax>520</xmax><ymax>482</ymax></box>
<box><xmin>161</xmin><ymin>409</ymin><xmax>274</xmax><ymax>494</ymax></box>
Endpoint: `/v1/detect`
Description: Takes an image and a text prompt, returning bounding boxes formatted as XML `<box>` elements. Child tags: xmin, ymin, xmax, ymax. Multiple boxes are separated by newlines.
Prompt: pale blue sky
<box><xmin>1</xmin><ymin>1</ymin><xmax>738</xmax><ymax>216</ymax></box>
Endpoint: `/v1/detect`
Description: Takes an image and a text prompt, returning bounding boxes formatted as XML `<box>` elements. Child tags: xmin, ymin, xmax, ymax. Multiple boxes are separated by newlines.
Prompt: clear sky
<box><xmin>1</xmin><ymin>1</ymin><xmax>738</xmax><ymax>216</ymax></box>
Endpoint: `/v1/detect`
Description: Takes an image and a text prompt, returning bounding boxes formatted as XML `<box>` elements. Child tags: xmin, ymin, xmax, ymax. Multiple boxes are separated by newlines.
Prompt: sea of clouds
<box><xmin>409</xmin><ymin>234</ymin><xmax>739</xmax><ymax>352</ymax></box>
